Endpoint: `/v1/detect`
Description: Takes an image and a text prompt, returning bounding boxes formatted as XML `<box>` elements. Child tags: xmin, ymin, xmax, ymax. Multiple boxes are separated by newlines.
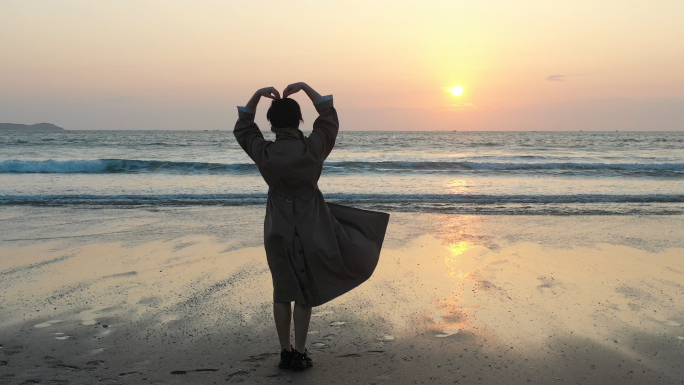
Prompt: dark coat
<box><xmin>234</xmin><ymin>97</ymin><xmax>389</xmax><ymax>306</ymax></box>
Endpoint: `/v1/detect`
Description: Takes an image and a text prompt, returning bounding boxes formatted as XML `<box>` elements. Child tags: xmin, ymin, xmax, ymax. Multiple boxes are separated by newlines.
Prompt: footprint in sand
<box><xmin>2</xmin><ymin>346</ymin><xmax>22</xmax><ymax>356</ymax></box>
<box><xmin>119</xmin><ymin>372</ymin><xmax>142</xmax><ymax>377</ymax></box>
<box><xmin>226</xmin><ymin>369</ymin><xmax>249</xmax><ymax>382</ymax></box>
<box><xmin>244</xmin><ymin>353</ymin><xmax>277</xmax><ymax>362</ymax></box>
<box><xmin>34</xmin><ymin>320</ymin><xmax>62</xmax><ymax>328</ymax></box>
<box><xmin>435</xmin><ymin>328</ymin><xmax>459</xmax><ymax>338</ymax></box>
<box><xmin>170</xmin><ymin>369</ymin><xmax>219</xmax><ymax>375</ymax></box>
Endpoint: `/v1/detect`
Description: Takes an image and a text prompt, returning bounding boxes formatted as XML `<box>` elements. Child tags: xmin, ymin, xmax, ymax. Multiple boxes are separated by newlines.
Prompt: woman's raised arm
<box><xmin>234</xmin><ymin>87</ymin><xmax>281</xmax><ymax>163</ymax></box>
<box><xmin>245</xmin><ymin>87</ymin><xmax>281</xmax><ymax>109</ymax></box>
<box><xmin>283</xmin><ymin>82</ymin><xmax>322</xmax><ymax>102</ymax></box>
<box><xmin>284</xmin><ymin>82</ymin><xmax>339</xmax><ymax>161</ymax></box>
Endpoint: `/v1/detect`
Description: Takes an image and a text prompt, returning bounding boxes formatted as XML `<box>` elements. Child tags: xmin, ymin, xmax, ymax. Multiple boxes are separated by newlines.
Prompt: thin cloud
<box><xmin>546</xmin><ymin>74</ymin><xmax>580</xmax><ymax>82</ymax></box>
<box><xmin>546</xmin><ymin>75</ymin><xmax>567</xmax><ymax>81</ymax></box>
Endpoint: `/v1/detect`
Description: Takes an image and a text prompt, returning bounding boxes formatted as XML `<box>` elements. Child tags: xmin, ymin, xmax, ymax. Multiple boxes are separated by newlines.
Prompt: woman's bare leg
<box><xmin>273</xmin><ymin>302</ymin><xmax>292</xmax><ymax>351</ymax></box>
<box><xmin>293</xmin><ymin>302</ymin><xmax>312</xmax><ymax>352</ymax></box>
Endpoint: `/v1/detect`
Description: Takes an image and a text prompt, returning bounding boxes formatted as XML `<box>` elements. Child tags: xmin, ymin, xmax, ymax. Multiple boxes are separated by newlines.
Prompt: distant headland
<box><xmin>0</xmin><ymin>123</ymin><xmax>64</xmax><ymax>131</ymax></box>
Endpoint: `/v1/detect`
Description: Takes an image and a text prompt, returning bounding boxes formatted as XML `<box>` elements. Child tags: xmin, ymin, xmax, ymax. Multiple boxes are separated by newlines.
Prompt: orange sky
<box><xmin>1</xmin><ymin>0</ymin><xmax>683</xmax><ymax>130</ymax></box>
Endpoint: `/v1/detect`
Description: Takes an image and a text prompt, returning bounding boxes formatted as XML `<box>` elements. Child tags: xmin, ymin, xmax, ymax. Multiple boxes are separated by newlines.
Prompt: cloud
<box><xmin>546</xmin><ymin>74</ymin><xmax>581</xmax><ymax>82</ymax></box>
<box><xmin>546</xmin><ymin>75</ymin><xmax>567</xmax><ymax>81</ymax></box>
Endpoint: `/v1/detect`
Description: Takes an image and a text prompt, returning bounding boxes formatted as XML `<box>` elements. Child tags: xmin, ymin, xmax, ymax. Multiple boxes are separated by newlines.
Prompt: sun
<box><xmin>451</xmin><ymin>85</ymin><xmax>463</xmax><ymax>97</ymax></box>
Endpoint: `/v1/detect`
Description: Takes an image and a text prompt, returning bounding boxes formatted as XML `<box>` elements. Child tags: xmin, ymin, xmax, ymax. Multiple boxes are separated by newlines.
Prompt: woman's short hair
<box><xmin>267</xmin><ymin>98</ymin><xmax>303</xmax><ymax>128</ymax></box>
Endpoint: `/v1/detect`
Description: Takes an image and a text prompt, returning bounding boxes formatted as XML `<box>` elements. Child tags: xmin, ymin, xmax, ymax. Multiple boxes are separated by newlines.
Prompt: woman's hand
<box><xmin>283</xmin><ymin>82</ymin><xmax>323</xmax><ymax>102</ymax></box>
<box><xmin>245</xmin><ymin>87</ymin><xmax>281</xmax><ymax>110</ymax></box>
<box><xmin>256</xmin><ymin>87</ymin><xmax>281</xmax><ymax>100</ymax></box>
<box><xmin>283</xmin><ymin>82</ymin><xmax>307</xmax><ymax>98</ymax></box>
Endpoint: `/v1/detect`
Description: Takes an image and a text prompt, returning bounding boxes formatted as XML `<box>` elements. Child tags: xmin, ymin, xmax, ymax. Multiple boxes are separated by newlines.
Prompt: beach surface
<box><xmin>1</xmin><ymin>207</ymin><xmax>683</xmax><ymax>384</ymax></box>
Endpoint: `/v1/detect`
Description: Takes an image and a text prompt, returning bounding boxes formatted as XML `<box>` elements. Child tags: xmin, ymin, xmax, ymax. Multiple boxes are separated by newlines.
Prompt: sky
<box><xmin>1</xmin><ymin>0</ymin><xmax>683</xmax><ymax>131</ymax></box>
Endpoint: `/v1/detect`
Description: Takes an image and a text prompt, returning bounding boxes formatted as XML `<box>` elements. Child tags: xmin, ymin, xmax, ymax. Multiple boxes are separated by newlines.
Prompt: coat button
<box><xmin>287</xmin><ymin>198</ymin><xmax>292</xmax><ymax>202</ymax></box>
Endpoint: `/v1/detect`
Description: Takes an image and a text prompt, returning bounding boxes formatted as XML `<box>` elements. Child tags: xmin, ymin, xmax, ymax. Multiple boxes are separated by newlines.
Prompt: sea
<box><xmin>1</xmin><ymin>130</ymin><xmax>683</xmax><ymax>215</ymax></box>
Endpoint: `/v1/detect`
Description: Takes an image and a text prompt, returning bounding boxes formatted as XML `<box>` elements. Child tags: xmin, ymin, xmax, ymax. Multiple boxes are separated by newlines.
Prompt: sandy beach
<box><xmin>1</xmin><ymin>207</ymin><xmax>683</xmax><ymax>384</ymax></box>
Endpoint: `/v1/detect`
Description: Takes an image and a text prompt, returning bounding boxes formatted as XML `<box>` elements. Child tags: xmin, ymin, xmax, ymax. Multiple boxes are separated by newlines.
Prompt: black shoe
<box><xmin>290</xmin><ymin>348</ymin><xmax>313</xmax><ymax>370</ymax></box>
<box><xmin>278</xmin><ymin>348</ymin><xmax>293</xmax><ymax>369</ymax></box>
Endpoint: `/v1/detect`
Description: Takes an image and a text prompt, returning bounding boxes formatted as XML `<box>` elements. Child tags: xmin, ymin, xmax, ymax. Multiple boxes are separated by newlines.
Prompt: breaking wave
<box><xmin>2</xmin><ymin>159</ymin><xmax>683</xmax><ymax>177</ymax></box>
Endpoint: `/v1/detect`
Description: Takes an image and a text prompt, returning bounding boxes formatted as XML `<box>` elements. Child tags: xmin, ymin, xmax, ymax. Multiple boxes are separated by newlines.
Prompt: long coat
<box><xmin>234</xmin><ymin>96</ymin><xmax>389</xmax><ymax>306</ymax></box>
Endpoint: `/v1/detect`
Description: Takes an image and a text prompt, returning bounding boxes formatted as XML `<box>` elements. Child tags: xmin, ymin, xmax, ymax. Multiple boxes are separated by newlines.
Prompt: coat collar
<box><xmin>271</xmin><ymin>126</ymin><xmax>304</xmax><ymax>141</ymax></box>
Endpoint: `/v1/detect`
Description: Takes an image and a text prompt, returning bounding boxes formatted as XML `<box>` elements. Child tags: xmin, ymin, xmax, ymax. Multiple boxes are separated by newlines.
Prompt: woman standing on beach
<box><xmin>234</xmin><ymin>83</ymin><xmax>389</xmax><ymax>370</ymax></box>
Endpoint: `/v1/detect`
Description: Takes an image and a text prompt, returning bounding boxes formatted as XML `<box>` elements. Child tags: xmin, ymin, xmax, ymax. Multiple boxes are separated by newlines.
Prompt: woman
<box><xmin>234</xmin><ymin>82</ymin><xmax>389</xmax><ymax>371</ymax></box>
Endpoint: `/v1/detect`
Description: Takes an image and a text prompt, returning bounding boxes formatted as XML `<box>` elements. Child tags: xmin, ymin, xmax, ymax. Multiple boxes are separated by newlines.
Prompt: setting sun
<box><xmin>451</xmin><ymin>85</ymin><xmax>463</xmax><ymax>97</ymax></box>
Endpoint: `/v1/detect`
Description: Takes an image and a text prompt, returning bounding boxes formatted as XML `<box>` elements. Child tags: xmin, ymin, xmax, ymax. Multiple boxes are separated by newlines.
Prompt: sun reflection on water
<box><xmin>445</xmin><ymin>241</ymin><xmax>471</xmax><ymax>278</ymax></box>
<box><xmin>447</xmin><ymin>179</ymin><xmax>469</xmax><ymax>194</ymax></box>
<box><xmin>425</xmin><ymin>215</ymin><xmax>483</xmax><ymax>337</ymax></box>
<box><xmin>427</xmin><ymin>239</ymin><xmax>475</xmax><ymax>338</ymax></box>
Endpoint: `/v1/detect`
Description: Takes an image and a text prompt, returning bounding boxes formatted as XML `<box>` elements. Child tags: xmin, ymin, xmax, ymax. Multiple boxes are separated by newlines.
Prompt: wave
<box><xmin>0</xmin><ymin>159</ymin><xmax>257</xmax><ymax>174</ymax></box>
<box><xmin>1</xmin><ymin>193</ymin><xmax>682</xmax><ymax>215</ymax></box>
<box><xmin>2</xmin><ymin>159</ymin><xmax>684</xmax><ymax>177</ymax></box>
<box><xmin>324</xmin><ymin>161</ymin><xmax>684</xmax><ymax>174</ymax></box>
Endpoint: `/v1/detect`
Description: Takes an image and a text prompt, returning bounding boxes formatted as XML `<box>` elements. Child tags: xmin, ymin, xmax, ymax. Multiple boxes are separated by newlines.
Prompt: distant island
<box><xmin>0</xmin><ymin>123</ymin><xmax>64</xmax><ymax>131</ymax></box>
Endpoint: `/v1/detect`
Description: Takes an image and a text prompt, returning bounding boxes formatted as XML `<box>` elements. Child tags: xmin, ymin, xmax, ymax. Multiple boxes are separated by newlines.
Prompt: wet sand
<box><xmin>0</xmin><ymin>207</ymin><xmax>683</xmax><ymax>384</ymax></box>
